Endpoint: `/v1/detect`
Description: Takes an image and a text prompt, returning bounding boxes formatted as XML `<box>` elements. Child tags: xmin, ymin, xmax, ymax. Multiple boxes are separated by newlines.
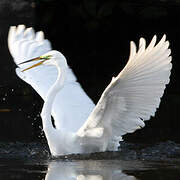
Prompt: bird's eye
<box><xmin>40</xmin><ymin>55</ymin><xmax>52</xmax><ymax>60</ymax></box>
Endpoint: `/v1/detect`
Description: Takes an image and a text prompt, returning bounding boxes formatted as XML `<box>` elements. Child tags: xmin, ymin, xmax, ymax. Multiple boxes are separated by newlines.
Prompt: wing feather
<box><xmin>8</xmin><ymin>25</ymin><xmax>95</xmax><ymax>132</ymax></box>
<box><xmin>77</xmin><ymin>35</ymin><xmax>172</xmax><ymax>140</ymax></box>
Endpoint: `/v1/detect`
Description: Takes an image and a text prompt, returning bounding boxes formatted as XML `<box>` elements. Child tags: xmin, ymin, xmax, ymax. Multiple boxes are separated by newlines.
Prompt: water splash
<box><xmin>1</xmin><ymin>141</ymin><xmax>180</xmax><ymax>162</ymax></box>
<box><xmin>0</xmin><ymin>142</ymin><xmax>50</xmax><ymax>161</ymax></box>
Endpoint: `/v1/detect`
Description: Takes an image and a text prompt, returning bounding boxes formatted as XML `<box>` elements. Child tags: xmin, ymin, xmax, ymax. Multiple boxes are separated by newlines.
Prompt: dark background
<box><xmin>0</xmin><ymin>0</ymin><xmax>179</xmax><ymax>143</ymax></box>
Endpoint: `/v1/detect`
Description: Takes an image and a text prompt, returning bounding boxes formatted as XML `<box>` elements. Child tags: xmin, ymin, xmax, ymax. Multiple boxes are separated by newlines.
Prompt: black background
<box><xmin>0</xmin><ymin>0</ymin><xmax>179</xmax><ymax>143</ymax></box>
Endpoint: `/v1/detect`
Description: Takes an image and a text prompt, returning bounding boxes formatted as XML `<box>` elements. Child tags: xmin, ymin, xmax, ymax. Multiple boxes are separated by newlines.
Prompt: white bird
<box><xmin>8</xmin><ymin>25</ymin><xmax>172</xmax><ymax>156</ymax></box>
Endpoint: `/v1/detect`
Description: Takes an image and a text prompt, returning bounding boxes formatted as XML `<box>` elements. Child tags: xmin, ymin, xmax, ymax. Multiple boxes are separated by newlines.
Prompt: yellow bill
<box><xmin>18</xmin><ymin>55</ymin><xmax>52</xmax><ymax>72</ymax></box>
<box><xmin>21</xmin><ymin>60</ymin><xmax>45</xmax><ymax>72</ymax></box>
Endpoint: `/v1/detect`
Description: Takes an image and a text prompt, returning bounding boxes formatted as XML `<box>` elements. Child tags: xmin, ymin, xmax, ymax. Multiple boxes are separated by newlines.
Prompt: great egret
<box><xmin>8</xmin><ymin>25</ymin><xmax>172</xmax><ymax>156</ymax></box>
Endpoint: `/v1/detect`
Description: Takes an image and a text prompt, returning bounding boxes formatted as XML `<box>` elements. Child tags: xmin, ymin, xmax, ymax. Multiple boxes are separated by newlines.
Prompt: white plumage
<box><xmin>8</xmin><ymin>25</ymin><xmax>95</xmax><ymax>133</ymax></box>
<box><xmin>8</xmin><ymin>25</ymin><xmax>172</xmax><ymax>156</ymax></box>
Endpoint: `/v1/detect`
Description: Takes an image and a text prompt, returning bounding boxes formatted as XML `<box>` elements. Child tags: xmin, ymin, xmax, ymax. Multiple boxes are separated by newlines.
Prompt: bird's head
<box><xmin>19</xmin><ymin>50</ymin><xmax>67</xmax><ymax>72</ymax></box>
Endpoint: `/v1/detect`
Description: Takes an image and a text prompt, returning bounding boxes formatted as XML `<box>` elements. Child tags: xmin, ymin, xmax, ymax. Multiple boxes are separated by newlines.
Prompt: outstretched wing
<box><xmin>77</xmin><ymin>35</ymin><xmax>172</xmax><ymax>141</ymax></box>
<box><xmin>8</xmin><ymin>25</ymin><xmax>95</xmax><ymax>132</ymax></box>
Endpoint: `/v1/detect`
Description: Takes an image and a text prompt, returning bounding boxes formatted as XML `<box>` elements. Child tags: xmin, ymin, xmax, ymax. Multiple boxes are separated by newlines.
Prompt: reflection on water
<box><xmin>1</xmin><ymin>158</ymin><xmax>180</xmax><ymax>180</ymax></box>
<box><xmin>45</xmin><ymin>160</ymin><xmax>137</xmax><ymax>180</ymax></box>
<box><xmin>1</xmin><ymin>141</ymin><xmax>180</xmax><ymax>179</ymax></box>
<box><xmin>0</xmin><ymin>159</ymin><xmax>140</xmax><ymax>180</ymax></box>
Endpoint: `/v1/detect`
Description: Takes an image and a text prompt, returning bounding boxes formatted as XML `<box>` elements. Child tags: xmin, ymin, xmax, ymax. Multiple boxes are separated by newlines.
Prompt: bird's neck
<box><xmin>41</xmin><ymin>64</ymin><xmax>66</xmax><ymax>130</ymax></box>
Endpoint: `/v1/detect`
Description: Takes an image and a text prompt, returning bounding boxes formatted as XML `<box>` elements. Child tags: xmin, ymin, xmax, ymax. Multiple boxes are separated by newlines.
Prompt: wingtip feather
<box><xmin>146</xmin><ymin>35</ymin><xmax>157</xmax><ymax>50</ymax></box>
<box><xmin>138</xmin><ymin>37</ymin><xmax>146</xmax><ymax>54</ymax></box>
<box><xmin>8</xmin><ymin>26</ymin><xmax>17</xmax><ymax>54</ymax></box>
<box><xmin>129</xmin><ymin>41</ymin><xmax>137</xmax><ymax>60</ymax></box>
<box><xmin>162</xmin><ymin>34</ymin><xmax>166</xmax><ymax>41</ymax></box>
<box><xmin>24</xmin><ymin>27</ymin><xmax>35</xmax><ymax>40</ymax></box>
<box><xmin>35</xmin><ymin>31</ymin><xmax>45</xmax><ymax>41</ymax></box>
<box><xmin>17</xmin><ymin>24</ymin><xmax>25</xmax><ymax>33</ymax></box>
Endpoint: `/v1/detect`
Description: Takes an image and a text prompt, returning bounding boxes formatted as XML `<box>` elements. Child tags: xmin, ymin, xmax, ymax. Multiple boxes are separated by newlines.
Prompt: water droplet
<box><xmin>2</xmin><ymin>97</ymin><xmax>5</xmax><ymax>101</ymax></box>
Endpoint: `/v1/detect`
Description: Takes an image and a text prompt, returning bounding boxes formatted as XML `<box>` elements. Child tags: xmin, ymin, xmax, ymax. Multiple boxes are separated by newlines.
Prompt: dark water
<box><xmin>2</xmin><ymin>158</ymin><xmax>180</xmax><ymax>180</ymax></box>
<box><xmin>1</xmin><ymin>158</ymin><xmax>180</xmax><ymax>180</ymax></box>
<box><xmin>1</xmin><ymin>141</ymin><xmax>180</xmax><ymax>179</ymax></box>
